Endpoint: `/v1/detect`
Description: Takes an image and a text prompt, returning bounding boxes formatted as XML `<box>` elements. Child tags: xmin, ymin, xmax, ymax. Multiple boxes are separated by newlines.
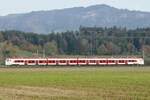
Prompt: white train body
<box><xmin>5</xmin><ymin>57</ymin><xmax>144</xmax><ymax>66</ymax></box>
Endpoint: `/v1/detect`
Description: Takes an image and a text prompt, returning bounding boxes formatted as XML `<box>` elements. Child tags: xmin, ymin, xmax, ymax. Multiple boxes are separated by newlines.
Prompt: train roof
<box><xmin>6</xmin><ymin>56</ymin><xmax>143</xmax><ymax>59</ymax></box>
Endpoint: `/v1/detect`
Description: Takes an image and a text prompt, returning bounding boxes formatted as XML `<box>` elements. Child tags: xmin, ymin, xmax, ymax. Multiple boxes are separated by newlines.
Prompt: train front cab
<box><xmin>5</xmin><ymin>58</ymin><xmax>25</xmax><ymax>66</ymax></box>
<box><xmin>5</xmin><ymin>58</ymin><xmax>12</xmax><ymax>66</ymax></box>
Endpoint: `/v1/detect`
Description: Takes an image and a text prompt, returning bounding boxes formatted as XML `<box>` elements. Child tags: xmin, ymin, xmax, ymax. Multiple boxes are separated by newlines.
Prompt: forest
<box><xmin>0</xmin><ymin>26</ymin><xmax>150</xmax><ymax>64</ymax></box>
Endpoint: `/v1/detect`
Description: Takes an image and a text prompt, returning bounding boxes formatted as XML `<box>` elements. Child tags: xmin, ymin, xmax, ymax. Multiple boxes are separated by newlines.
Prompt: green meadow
<box><xmin>0</xmin><ymin>67</ymin><xmax>150</xmax><ymax>100</ymax></box>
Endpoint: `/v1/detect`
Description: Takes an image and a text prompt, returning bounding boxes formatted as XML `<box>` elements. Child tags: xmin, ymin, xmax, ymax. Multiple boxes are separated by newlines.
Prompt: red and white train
<box><xmin>5</xmin><ymin>57</ymin><xmax>144</xmax><ymax>66</ymax></box>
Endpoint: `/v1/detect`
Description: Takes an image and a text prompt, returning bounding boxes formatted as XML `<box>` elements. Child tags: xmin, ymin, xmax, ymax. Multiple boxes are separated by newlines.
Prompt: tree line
<box><xmin>0</xmin><ymin>26</ymin><xmax>150</xmax><ymax>63</ymax></box>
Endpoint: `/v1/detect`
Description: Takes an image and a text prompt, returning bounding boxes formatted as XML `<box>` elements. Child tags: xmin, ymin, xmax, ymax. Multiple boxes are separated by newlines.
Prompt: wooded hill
<box><xmin>0</xmin><ymin>27</ymin><xmax>150</xmax><ymax>64</ymax></box>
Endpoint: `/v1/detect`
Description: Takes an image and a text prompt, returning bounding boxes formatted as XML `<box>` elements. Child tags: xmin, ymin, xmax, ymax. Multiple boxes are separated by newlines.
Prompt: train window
<box><xmin>39</xmin><ymin>61</ymin><xmax>43</xmax><ymax>63</ymax></box>
<box><xmin>28</xmin><ymin>60</ymin><xmax>35</xmax><ymax>63</ymax></box>
<box><xmin>70</xmin><ymin>60</ymin><xmax>77</xmax><ymax>63</ymax></box>
<box><xmin>59</xmin><ymin>60</ymin><xmax>66</xmax><ymax>63</ymax></box>
<box><xmin>48</xmin><ymin>60</ymin><xmax>55</xmax><ymax>63</ymax></box>
<box><xmin>39</xmin><ymin>60</ymin><xmax>47</xmax><ymax>63</ymax></box>
<box><xmin>128</xmin><ymin>60</ymin><xmax>136</xmax><ymax>62</ymax></box>
<box><xmin>119</xmin><ymin>60</ymin><xmax>125</xmax><ymax>63</ymax></box>
<box><xmin>70</xmin><ymin>61</ymin><xmax>73</xmax><ymax>63</ymax></box>
<box><xmin>79</xmin><ymin>60</ymin><xmax>86</xmax><ymax>63</ymax></box>
<box><xmin>15</xmin><ymin>60</ymin><xmax>18</xmax><ymax>63</ymax></box>
<box><xmin>99</xmin><ymin>60</ymin><xmax>102</xmax><ymax>63</ymax></box>
<box><xmin>15</xmin><ymin>60</ymin><xmax>24</xmax><ymax>63</ymax></box>
<box><xmin>108</xmin><ymin>60</ymin><xmax>115</xmax><ymax>63</ymax></box>
<box><xmin>129</xmin><ymin>60</ymin><xmax>132</xmax><ymax>62</ymax></box>
<box><xmin>89</xmin><ymin>60</ymin><xmax>96</xmax><ymax>63</ymax></box>
<box><xmin>100</xmin><ymin>60</ymin><xmax>106</xmax><ymax>63</ymax></box>
<box><xmin>133</xmin><ymin>60</ymin><xmax>136</xmax><ymax>62</ymax></box>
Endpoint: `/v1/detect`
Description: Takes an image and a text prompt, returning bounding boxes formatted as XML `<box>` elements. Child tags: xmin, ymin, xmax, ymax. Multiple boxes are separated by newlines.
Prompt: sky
<box><xmin>0</xmin><ymin>0</ymin><xmax>150</xmax><ymax>16</ymax></box>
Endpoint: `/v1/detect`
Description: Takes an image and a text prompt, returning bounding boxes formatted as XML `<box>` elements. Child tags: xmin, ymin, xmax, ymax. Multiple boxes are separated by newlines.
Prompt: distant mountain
<box><xmin>0</xmin><ymin>4</ymin><xmax>150</xmax><ymax>34</ymax></box>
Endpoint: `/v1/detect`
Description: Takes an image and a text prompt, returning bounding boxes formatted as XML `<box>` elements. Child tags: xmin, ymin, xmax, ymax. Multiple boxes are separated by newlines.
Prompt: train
<box><xmin>5</xmin><ymin>57</ymin><xmax>144</xmax><ymax>66</ymax></box>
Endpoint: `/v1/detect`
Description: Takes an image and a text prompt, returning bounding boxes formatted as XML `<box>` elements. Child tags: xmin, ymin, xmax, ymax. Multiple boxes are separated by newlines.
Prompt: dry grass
<box><xmin>0</xmin><ymin>86</ymin><xmax>89</xmax><ymax>100</ymax></box>
<box><xmin>0</xmin><ymin>86</ymin><xmax>147</xmax><ymax>100</ymax></box>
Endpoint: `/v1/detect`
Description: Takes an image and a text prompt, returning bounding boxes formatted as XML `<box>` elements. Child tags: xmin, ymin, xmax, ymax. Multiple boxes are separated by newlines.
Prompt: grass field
<box><xmin>0</xmin><ymin>67</ymin><xmax>150</xmax><ymax>100</ymax></box>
